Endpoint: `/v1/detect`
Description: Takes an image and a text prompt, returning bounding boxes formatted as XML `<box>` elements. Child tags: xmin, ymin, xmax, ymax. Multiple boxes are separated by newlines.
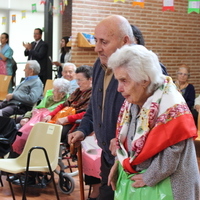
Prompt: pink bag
<box><xmin>12</xmin><ymin>108</ymin><xmax>50</xmax><ymax>154</ymax></box>
<box><xmin>0</xmin><ymin>60</ymin><xmax>7</xmax><ymax>75</ymax></box>
<box><xmin>81</xmin><ymin>136</ymin><xmax>102</xmax><ymax>178</ymax></box>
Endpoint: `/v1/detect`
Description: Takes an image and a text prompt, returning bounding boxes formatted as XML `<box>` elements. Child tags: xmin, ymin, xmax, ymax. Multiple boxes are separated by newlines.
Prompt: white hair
<box><xmin>53</xmin><ymin>78</ymin><xmax>70</xmax><ymax>94</ymax></box>
<box><xmin>63</xmin><ymin>62</ymin><xmax>77</xmax><ymax>72</ymax></box>
<box><xmin>27</xmin><ymin>60</ymin><xmax>40</xmax><ymax>74</ymax></box>
<box><xmin>108</xmin><ymin>45</ymin><xmax>165</xmax><ymax>93</ymax></box>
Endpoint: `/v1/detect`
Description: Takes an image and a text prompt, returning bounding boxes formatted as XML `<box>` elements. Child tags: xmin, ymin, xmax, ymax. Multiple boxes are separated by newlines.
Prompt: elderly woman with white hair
<box><xmin>12</xmin><ymin>78</ymin><xmax>70</xmax><ymax>156</ymax></box>
<box><xmin>107</xmin><ymin>45</ymin><xmax>199</xmax><ymax>200</ymax></box>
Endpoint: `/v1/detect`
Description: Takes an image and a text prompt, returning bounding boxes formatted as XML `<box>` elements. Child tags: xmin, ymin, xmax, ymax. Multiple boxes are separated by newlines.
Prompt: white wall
<box><xmin>0</xmin><ymin>0</ymin><xmax>62</xmax><ymax>85</ymax></box>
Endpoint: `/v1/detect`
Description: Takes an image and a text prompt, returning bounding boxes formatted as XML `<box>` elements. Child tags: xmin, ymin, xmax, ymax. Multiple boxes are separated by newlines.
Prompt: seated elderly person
<box><xmin>12</xmin><ymin>78</ymin><xmax>70</xmax><ymax>156</ymax></box>
<box><xmin>174</xmin><ymin>64</ymin><xmax>195</xmax><ymax>111</ymax></box>
<box><xmin>62</xmin><ymin>62</ymin><xmax>79</xmax><ymax>94</ymax></box>
<box><xmin>107</xmin><ymin>45</ymin><xmax>199</xmax><ymax>200</ymax></box>
<box><xmin>0</xmin><ymin>60</ymin><xmax>43</xmax><ymax>117</ymax></box>
<box><xmin>43</xmin><ymin>65</ymin><xmax>93</xmax><ymax>142</ymax></box>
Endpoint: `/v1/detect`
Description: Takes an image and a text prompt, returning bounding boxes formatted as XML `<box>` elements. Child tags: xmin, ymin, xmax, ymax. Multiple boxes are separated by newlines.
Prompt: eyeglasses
<box><xmin>76</xmin><ymin>77</ymin><xmax>88</xmax><ymax>83</ymax></box>
<box><xmin>177</xmin><ymin>72</ymin><xmax>189</xmax><ymax>76</ymax></box>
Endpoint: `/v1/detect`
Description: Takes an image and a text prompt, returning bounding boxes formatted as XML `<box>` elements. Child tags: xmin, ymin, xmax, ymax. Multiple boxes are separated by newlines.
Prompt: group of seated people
<box><xmin>0</xmin><ymin>60</ymin><xmax>100</xmax><ymax>199</ymax></box>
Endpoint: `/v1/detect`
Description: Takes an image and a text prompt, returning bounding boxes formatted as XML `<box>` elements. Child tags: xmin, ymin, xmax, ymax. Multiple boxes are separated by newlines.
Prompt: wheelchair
<box><xmin>54</xmin><ymin>120</ymin><xmax>81</xmax><ymax>194</ymax></box>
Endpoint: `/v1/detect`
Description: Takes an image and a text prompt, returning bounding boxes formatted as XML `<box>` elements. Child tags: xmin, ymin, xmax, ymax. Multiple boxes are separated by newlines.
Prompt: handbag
<box><xmin>114</xmin><ymin>164</ymin><xmax>174</xmax><ymax>200</ymax></box>
<box><xmin>48</xmin><ymin>106</ymin><xmax>76</xmax><ymax>125</ymax></box>
<box><xmin>0</xmin><ymin>60</ymin><xmax>7</xmax><ymax>75</ymax></box>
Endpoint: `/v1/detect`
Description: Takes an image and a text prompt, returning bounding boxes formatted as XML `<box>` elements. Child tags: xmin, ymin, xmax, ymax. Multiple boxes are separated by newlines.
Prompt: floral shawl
<box><xmin>116</xmin><ymin>76</ymin><xmax>197</xmax><ymax>174</ymax></box>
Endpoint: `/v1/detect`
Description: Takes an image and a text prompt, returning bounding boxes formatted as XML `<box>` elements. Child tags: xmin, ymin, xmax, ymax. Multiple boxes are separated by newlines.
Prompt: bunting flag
<box><xmin>60</xmin><ymin>1</ymin><xmax>66</xmax><ymax>14</ymax></box>
<box><xmin>12</xmin><ymin>15</ymin><xmax>16</xmax><ymax>23</ymax></box>
<box><xmin>188</xmin><ymin>0</ymin><xmax>200</xmax><ymax>13</ymax></box>
<box><xmin>40</xmin><ymin>0</ymin><xmax>46</xmax><ymax>4</ymax></box>
<box><xmin>2</xmin><ymin>17</ymin><xmax>6</xmax><ymax>25</ymax></box>
<box><xmin>162</xmin><ymin>0</ymin><xmax>174</xmax><ymax>11</ymax></box>
<box><xmin>32</xmin><ymin>3</ymin><xmax>37</xmax><ymax>13</ymax></box>
<box><xmin>21</xmin><ymin>10</ymin><xmax>26</xmax><ymax>19</ymax></box>
<box><xmin>64</xmin><ymin>0</ymin><xmax>68</xmax><ymax>6</ymax></box>
<box><xmin>132</xmin><ymin>0</ymin><xmax>145</xmax><ymax>8</ymax></box>
<box><xmin>114</xmin><ymin>0</ymin><xmax>125</xmax><ymax>2</ymax></box>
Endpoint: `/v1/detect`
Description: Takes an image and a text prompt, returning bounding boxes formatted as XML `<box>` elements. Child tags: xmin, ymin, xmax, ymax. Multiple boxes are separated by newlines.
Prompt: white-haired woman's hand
<box><xmin>131</xmin><ymin>174</ymin><xmax>146</xmax><ymax>188</ymax></box>
<box><xmin>20</xmin><ymin>118</ymin><xmax>29</xmax><ymax>126</ymax></box>
<box><xmin>42</xmin><ymin>115</ymin><xmax>52</xmax><ymax>122</ymax></box>
<box><xmin>195</xmin><ymin>105</ymin><xmax>200</xmax><ymax>112</ymax></box>
<box><xmin>56</xmin><ymin>117</ymin><xmax>68</xmax><ymax>125</ymax></box>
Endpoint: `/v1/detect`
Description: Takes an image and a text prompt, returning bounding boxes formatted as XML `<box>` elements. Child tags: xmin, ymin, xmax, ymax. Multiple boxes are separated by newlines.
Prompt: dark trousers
<box><xmin>97</xmin><ymin>152</ymin><xmax>114</xmax><ymax>200</ymax></box>
<box><xmin>85</xmin><ymin>175</ymin><xmax>101</xmax><ymax>185</ymax></box>
<box><xmin>61</xmin><ymin>124</ymin><xmax>73</xmax><ymax>143</ymax></box>
<box><xmin>0</xmin><ymin>101</ymin><xmax>32</xmax><ymax>117</ymax></box>
<box><xmin>191</xmin><ymin>108</ymin><xmax>198</xmax><ymax>127</ymax></box>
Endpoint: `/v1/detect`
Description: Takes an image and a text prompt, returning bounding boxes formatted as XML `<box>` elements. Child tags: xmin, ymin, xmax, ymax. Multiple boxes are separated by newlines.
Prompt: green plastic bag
<box><xmin>114</xmin><ymin>164</ymin><xmax>174</xmax><ymax>200</ymax></box>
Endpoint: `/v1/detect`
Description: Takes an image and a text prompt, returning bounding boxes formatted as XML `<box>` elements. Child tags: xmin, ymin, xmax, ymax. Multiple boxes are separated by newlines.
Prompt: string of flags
<box><xmin>188</xmin><ymin>0</ymin><xmax>200</xmax><ymax>13</ymax></box>
<box><xmin>113</xmin><ymin>0</ymin><xmax>200</xmax><ymax>13</ymax></box>
<box><xmin>1</xmin><ymin>0</ymin><xmax>69</xmax><ymax>25</ymax></box>
<box><xmin>2</xmin><ymin>0</ymin><xmax>200</xmax><ymax>25</ymax></box>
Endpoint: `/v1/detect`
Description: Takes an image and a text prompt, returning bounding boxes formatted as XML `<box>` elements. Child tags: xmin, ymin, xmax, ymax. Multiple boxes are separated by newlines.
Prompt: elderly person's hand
<box><xmin>42</xmin><ymin>115</ymin><xmax>52</xmax><ymax>122</ymax></box>
<box><xmin>108</xmin><ymin>161</ymin><xmax>118</xmax><ymax>191</ymax></box>
<box><xmin>6</xmin><ymin>93</ymin><xmax>13</xmax><ymax>101</ymax></box>
<box><xmin>20</xmin><ymin>118</ymin><xmax>30</xmax><ymax>126</ymax></box>
<box><xmin>131</xmin><ymin>174</ymin><xmax>146</xmax><ymax>188</ymax></box>
<box><xmin>195</xmin><ymin>105</ymin><xmax>200</xmax><ymax>112</ymax></box>
<box><xmin>56</xmin><ymin>117</ymin><xmax>68</xmax><ymax>125</ymax></box>
<box><xmin>68</xmin><ymin>131</ymin><xmax>85</xmax><ymax>148</ymax></box>
<box><xmin>109</xmin><ymin>138</ymin><xmax>118</xmax><ymax>156</ymax></box>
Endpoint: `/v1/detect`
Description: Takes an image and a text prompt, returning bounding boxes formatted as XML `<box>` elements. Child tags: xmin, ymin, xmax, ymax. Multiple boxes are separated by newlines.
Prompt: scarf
<box><xmin>63</xmin><ymin>87</ymin><xmax>92</xmax><ymax>113</ymax></box>
<box><xmin>0</xmin><ymin>44</ymin><xmax>10</xmax><ymax>60</ymax></box>
<box><xmin>116</xmin><ymin>76</ymin><xmax>197</xmax><ymax>174</ymax></box>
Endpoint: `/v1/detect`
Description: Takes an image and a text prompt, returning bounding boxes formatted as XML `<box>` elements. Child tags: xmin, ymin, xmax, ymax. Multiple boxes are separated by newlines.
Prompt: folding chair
<box><xmin>0</xmin><ymin>75</ymin><xmax>12</xmax><ymax>101</ymax></box>
<box><xmin>0</xmin><ymin>122</ymin><xmax>62</xmax><ymax>200</ymax></box>
<box><xmin>43</xmin><ymin>79</ymin><xmax>53</xmax><ymax>96</ymax></box>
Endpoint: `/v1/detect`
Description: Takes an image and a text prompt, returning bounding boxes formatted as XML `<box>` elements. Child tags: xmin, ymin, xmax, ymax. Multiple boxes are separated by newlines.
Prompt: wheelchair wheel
<box><xmin>58</xmin><ymin>173</ymin><xmax>75</xmax><ymax>194</ymax></box>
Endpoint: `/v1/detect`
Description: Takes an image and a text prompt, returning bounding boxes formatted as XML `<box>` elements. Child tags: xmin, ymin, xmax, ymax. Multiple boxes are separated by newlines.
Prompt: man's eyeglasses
<box><xmin>177</xmin><ymin>72</ymin><xmax>189</xmax><ymax>76</ymax></box>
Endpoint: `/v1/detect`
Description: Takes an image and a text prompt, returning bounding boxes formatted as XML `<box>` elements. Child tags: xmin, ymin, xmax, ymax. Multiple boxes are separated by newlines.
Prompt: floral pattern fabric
<box><xmin>116</xmin><ymin>76</ymin><xmax>197</xmax><ymax>173</ymax></box>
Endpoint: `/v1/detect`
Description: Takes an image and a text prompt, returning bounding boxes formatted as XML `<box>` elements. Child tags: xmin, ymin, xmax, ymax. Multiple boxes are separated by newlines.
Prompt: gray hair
<box><xmin>27</xmin><ymin>60</ymin><xmax>40</xmax><ymax>74</ymax></box>
<box><xmin>108</xmin><ymin>45</ymin><xmax>165</xmax><ymax>94</ymax></box>
<box><xmin>53</xmin><ymin>78</ymin><xmax>70</xmax><ymax>94</ymax></box>
<box><xmin>63</xmin><ymin>62</ymin><xmax>77</xmax><ymax>72</ymax></box>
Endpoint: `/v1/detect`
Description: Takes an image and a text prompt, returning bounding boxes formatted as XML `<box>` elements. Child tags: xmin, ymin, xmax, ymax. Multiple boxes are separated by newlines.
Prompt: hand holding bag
<box><xmin>48</xmin><ymin>106</ymin><xmax>76</xmax><ymax>125</ymax></box>
<box><xmin>114</xmin><ymin>164</ymin><xmax>174</xmax><ymax>200</ymax></box>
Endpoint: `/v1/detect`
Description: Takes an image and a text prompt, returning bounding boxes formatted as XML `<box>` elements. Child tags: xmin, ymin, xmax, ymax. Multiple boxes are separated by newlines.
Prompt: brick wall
<box><xmin>62</xmin><ymin>0</ymin><xmax>200</xmax><ymax>93</ymax></box>
<box><xmin>62</xmin><ymin>0</ymin><xmax>72</xmax><ymax>37</ymax></box>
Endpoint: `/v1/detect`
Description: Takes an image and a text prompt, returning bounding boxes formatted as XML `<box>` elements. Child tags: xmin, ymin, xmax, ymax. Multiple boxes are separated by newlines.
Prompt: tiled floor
<box><xmin>0</xmin><ymin>172</ymin><xmax>90</xmax><ymax>200</ymax></box>
<box><xmin>0</xmin><ymin>157</ymin><xmax>90</xmax><ymax>200</ymax></box>
<box><xmin>0</xmin><ymin>141</ymin><xmax>199</xmax><ymax>200</ymax></box>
